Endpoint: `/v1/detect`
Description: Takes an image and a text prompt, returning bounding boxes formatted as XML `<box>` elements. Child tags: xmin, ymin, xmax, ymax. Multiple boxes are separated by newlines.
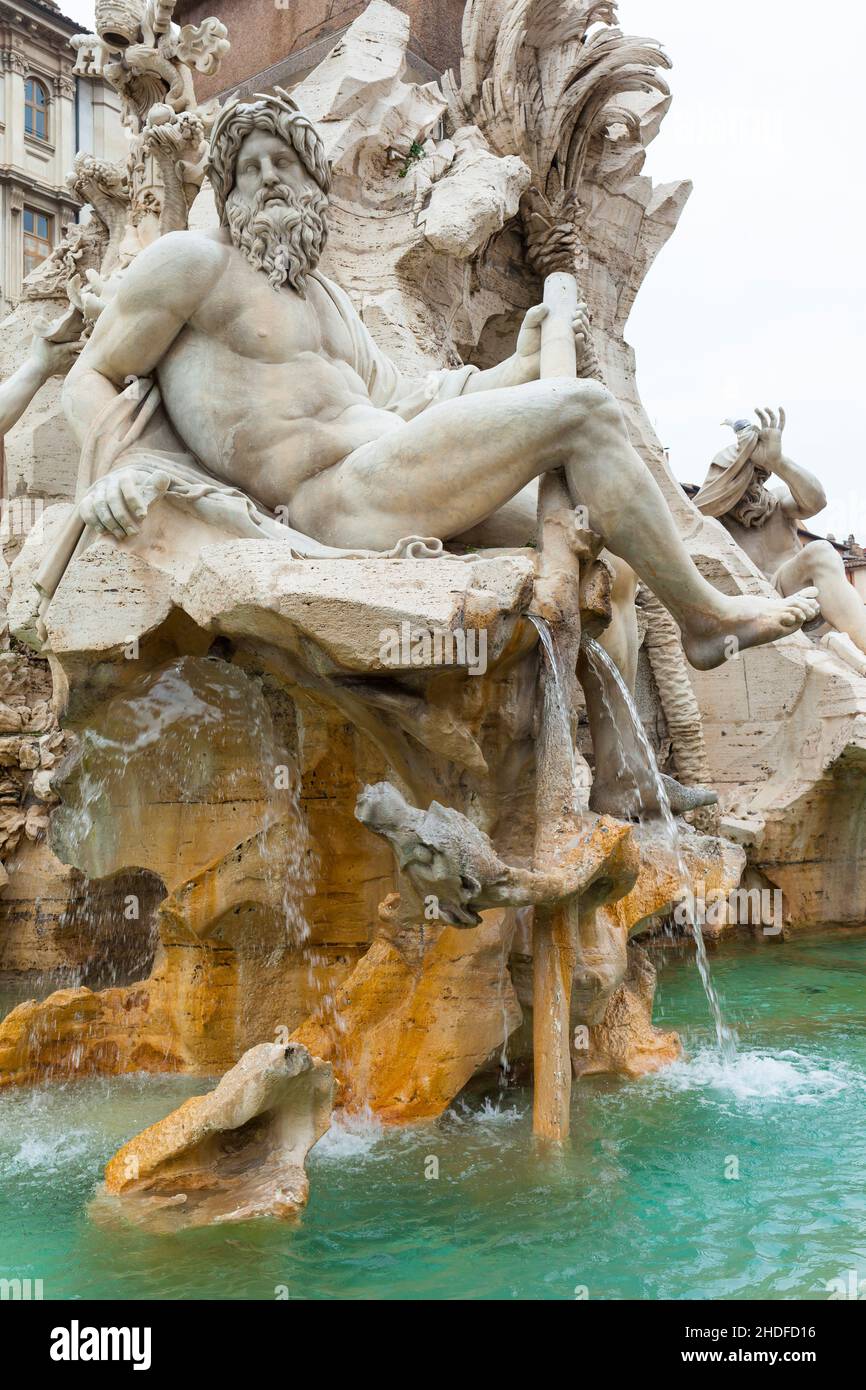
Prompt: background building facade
<box><xmin>0</xmin><ymin>0</ymin><xmax>124</xmax><ymax>312</ymax></box>
<box><xmin>175</xmin><ymin>0</ymin><xmax>466</xmax><ymax>97</ymax></box>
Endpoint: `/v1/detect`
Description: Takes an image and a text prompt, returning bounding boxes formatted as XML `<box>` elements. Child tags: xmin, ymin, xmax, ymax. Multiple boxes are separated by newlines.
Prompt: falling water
<box><xmin>45</xmin><ymin>656</ymin><xmax>330</xmax><ymax>1069</ymax></box>
<box><xmin>584</xmin><ymin>637</ymin><xmax>736</xmax><ymax>1059</ymax></box>
<box><xmin>528</xmin><ymin>614</ymin><xmax>587</xmax><ymax>813</ymax></box>
<box><xmin>259</xmin><ymin>698</ymin><xmax>339</xmax><ymax>1038</ymax></box>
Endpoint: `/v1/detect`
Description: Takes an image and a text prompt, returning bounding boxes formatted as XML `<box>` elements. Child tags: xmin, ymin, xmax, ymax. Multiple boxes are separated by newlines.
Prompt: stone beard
<box><xmin>224</xmin><ymin>182</ymin><xmax>328</xmax><ymax>295</ymax></box>
<box><xmin>728</xmin><ymin>479</ymin><xmax>780</xmax><ymax>529</ymax></box>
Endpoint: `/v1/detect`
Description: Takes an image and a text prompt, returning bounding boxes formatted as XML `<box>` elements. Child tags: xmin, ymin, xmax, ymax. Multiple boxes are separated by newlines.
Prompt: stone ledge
<box><xmin>39</xmin><ymin>533</ymin><xmax>536</xmax><ymax>676</ymax></box>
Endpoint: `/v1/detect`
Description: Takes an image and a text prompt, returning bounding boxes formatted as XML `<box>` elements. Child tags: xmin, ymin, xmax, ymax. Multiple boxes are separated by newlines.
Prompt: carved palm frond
<box><xmin>444</xmin><ymin>0</ymin><xmax>672</xmax><ymax>343</ymax></box>
<box><xmin>444</xmin><ymin>0</ymin><xmax>670</xmax><ymax>198</ymax></box>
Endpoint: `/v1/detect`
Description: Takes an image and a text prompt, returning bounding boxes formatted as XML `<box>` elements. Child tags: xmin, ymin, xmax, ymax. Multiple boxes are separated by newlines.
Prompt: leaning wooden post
<box><xmin>531</xmin><ymin>270</ymin><xmax>582</xmax><ymax>1142</ymax></box>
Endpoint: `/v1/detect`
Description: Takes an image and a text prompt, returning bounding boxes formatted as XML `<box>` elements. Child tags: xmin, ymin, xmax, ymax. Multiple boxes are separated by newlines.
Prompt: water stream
<box><xmin>528</xmin><ymin>613</ymin><xmax>586</xmax><ymax>813</ymax></box>
<box><xmin>584</xmin><ymin>637</ymin><xmax>737</xmax><ymax>1060</ymax></box>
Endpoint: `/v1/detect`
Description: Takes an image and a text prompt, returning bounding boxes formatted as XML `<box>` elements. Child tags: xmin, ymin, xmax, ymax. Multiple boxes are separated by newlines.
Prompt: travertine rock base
<box><xmin>685</xmin><ymin>579</ymin><xmax>866</xmax><ymax>929</ymax></box>
<box><xmin>506</xmin><ymin>824</ymin><xmax>743</xmax><ymax>1078</ymax></box>
<box><xmin>572</xmin><ymin>944</ymin><xmax>681</xmax><ymax>1079</ymax></box>
<box><xmin>294</xmin><ymin>899</ymin><xmax>521</xmax><ymax>1122</ymax></box>
<box><xmin>607</xmin><ymin>825</ymin><xmax>746</xmax><ymax>939</ymax></box>
<box><xmin>98</xmin><ymin>1041</ymin><xmax>333</xmax><ymax>1230</ymax></box>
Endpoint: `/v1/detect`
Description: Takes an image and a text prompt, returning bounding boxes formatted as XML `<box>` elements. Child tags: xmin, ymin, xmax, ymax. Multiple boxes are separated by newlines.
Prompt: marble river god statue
<box><xmin>51</xmin><ymin>90</ymin><xmax>821</xmax><ymax>670</ymax></box>
<box><xmin>694</xmin><ymin>407</ymin><xmax>866</xmax><ymax>656</ymax></box>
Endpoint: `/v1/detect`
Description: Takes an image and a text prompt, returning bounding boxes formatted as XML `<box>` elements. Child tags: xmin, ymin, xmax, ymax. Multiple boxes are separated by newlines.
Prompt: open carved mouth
<box><xmin>440</xmin><ymin>900</ymin><xmax>482</xmax><ymax>928</ymax></box>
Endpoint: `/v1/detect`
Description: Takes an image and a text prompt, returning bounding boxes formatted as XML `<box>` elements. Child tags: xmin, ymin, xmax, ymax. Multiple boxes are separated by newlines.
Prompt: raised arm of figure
<box><xmin>753</xmin><ymin>406</ymin><xmax>827</xmax><ymax>520</ymax></box>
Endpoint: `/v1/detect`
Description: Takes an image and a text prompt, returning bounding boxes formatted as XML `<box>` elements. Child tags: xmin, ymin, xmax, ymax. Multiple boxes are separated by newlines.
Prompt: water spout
<box><xmin>584</xmin><ymin>638</ymin><xmax>737</xmax><ymax>1061</ymax></box>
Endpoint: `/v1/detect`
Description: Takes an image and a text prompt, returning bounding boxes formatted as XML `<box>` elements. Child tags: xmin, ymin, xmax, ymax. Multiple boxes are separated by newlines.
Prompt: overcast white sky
<box><xmin>626</xmin><ymin>0</ymin><xmax>866</xmax><ymax>537</ymax></box>
<box><xmin>59</xmin><ymin>0</ymin><xmax>864</xmax><ymax>537</ymax></box>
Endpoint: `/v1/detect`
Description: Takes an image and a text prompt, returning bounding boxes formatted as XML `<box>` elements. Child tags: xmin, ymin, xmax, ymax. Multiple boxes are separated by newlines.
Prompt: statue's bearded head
<box><xmin>729</xmin><ymin>471</ymin><xmax>779</xmax><ymax>528</ymax></box>
<box><xmin>207</xmin><ymin>90</ymin><xmax>331</xmax><ymax>296</ymax></box>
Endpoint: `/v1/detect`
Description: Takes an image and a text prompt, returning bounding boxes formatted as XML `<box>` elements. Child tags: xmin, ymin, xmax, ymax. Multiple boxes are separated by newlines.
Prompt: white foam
<box><xmin>312</xmin><ymin>1092</ymin><xmax>525</xmax><ymax>1161</ymax></box>
<box><xmin>4</xmin><ymin>1130</ymin><xmax>88</xmax><ymax>1174</ymax></box>
<box><xmin>653</xmin><ymin>1046</ymin><xmax>858</xmax><ymax>1105</ymax></box>
<box><xmin>312</xmin><ymin>1106</ymin><xmax>386</xmax><ymax>1160</ymax></box>
<box><xmin>450</xmin><ymin>1095</ymin><xmax>525</xmax><ymax>1126</ymax></box>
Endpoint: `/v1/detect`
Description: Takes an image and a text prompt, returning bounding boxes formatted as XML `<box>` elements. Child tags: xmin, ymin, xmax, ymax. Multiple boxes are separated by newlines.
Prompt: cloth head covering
<box><xmin>207</xmin><ymin>86</ymin><xmax>331</xmax><ymax>224</ymax></box>
<box><xmin>692</xmin><ymin>418</ymin><xmax>761</xmax><ymax>518</ymax></box>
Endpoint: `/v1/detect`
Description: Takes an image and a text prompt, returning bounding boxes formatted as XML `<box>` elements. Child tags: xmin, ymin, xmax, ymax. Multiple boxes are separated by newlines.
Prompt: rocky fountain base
<box><xmin>2</xmin><ymin>0</ymin><xmax>848</xmax><ymax>1234</ymax></box>
<box><xmin>0</xmin><ymin>531</ymin><xmax>744</xmax><ymax>1219</ymax></box>
<box><xmin>94</xmin><ymin>1041</ymin><xmax>333</xmax><ymax>1231</ymax></box>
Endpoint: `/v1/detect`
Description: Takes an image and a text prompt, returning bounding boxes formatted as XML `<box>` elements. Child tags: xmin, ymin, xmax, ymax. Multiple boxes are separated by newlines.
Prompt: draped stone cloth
<box><xmin>691</xmin><ymin>423</ymin><xmax>760</xmax><ymax>519</ymax></box>
<box><xmin>36</xmin><ymin>272</ymin><xmax>480</xmax><ymax>621</ymax></box>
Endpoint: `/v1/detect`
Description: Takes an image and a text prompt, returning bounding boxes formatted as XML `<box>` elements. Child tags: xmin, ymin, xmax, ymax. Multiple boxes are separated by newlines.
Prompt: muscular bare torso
<box><xmin>720</xmin><ymin>502</ymin><xmax>803</xmax><ymax>582</ymax></box>
<box><xmin>156</xmin><ymin>241</ymin><xmax>402</xmax><ymax>511</ymax></box>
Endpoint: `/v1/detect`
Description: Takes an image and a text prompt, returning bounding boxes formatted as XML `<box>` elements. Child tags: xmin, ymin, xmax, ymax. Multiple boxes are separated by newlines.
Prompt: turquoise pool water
<box><xmin>2</xmin><ymin>930</ymin><xmax>865</xmax><ymax>1301</ymax></box>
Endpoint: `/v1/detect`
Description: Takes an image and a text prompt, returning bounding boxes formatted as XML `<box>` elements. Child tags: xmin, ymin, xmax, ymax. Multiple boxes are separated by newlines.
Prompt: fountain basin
<box><xmin>2</xmin><ymin>932</ymin><xmax>864</xmax><ymax>1298</ymax></box>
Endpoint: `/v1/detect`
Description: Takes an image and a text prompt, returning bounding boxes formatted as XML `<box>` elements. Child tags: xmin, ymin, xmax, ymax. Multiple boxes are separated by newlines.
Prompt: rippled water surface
<box><xmin>1</xmin><ymin>931</ymin><xmax>865</xmax><ymax>1300</ymax></box>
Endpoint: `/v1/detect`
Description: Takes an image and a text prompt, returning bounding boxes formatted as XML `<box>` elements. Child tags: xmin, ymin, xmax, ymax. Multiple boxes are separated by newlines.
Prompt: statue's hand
<box><xmin>751</xmin><ymin>405</ymin><xmax>786</xmax><ymax>471</ymax></box>
<box><xmin>79</xmin><ymin>467</ymin><xmax>171</xmax><ymax>540</ymax></box>
<box><xmin>515</xmin><ymin>301</ymin><xmax>593</xmax><ymax>379</ymax></box>
<box><xmin>30</xmin><ymin>332</ymin><xmax>83</xmax><ymax>380</ymax></box>
<box><xmin>32</xmin><ymin>337</ymin><xmax>82</xmax><ymax>380</ymax></box>
<box><xmin>30</xmin><ymin>304</ymin><xmax>87</xmax><ymax>378</ymax></box>
<box><xmin>515</xmin><ymin>303</ymin><xmax>548</xmax><ymax>375</ymax></box>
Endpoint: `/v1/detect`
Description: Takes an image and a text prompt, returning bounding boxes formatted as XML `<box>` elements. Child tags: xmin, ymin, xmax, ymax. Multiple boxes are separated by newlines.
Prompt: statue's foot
<box><xmin>682</xmin><ymin>588</ymin><xmax>819</xmax><ymax>671</ymax></box>
<box><xmin>660</xmin><ymin>773</ymin><xmax>717</xmax><ymax>815</ymax></box>
<box><xmin>590</xmin><ymin>773</ymin><xmax>716</xmax><ymax>820</ymax></box>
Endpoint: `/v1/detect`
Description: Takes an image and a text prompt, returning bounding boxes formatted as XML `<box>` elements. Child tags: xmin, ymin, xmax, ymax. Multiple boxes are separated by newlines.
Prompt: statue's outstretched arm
<box><xmin>320</xmin><ymin>273</ymin><xmax>590</xmax><ymax>411</ymax></box>
<box><xmin>0</xmin><ymin>331</ymin><xmax>80</xmax><ymax>438</ymax></box>
<box><xmin>461</xmin><ymin>302</ymin><xmax>593</xmax><ymax>395</ymax></box>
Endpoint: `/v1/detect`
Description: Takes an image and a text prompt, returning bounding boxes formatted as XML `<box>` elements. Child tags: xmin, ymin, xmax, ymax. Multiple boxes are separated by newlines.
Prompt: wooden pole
<box><xmin>531</xmin><ymin>270</ymin><xmax>582</xmax><ymax>1142</ymax></box>
<box><xmin>539</xmin><ymin>271</ymin><xmax>579</xmax><ymax>380</ymax></box>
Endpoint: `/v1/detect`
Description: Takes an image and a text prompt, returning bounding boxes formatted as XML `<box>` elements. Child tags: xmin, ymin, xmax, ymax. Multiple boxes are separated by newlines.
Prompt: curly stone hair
<box><xmin>207</xmin><ymin>88</ymin><xmax>331</xmax><ymax>223</ymax></box>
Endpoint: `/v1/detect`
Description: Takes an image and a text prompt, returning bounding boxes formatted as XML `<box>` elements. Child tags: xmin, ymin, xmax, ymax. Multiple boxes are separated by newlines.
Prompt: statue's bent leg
<box><xmin>775</xmin><ymin>541</ymin><xmax>866</xmax><ymax>655</ymax></box>
<box><xmin>289</xmin><ymin>378</ymin><xmax>818</xmax><ymax>669</ymax></box>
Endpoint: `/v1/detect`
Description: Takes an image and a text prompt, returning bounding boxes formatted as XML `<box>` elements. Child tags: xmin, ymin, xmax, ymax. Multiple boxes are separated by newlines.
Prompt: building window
<box><xmin>23</xmin><ymin>208</ymin><xmax>53</xmax><ymax>277</ymax></box>
<box><xmin>24</xmin><ymin>78</ymin><xmax>49</xmax><ymax>140</ymax></box>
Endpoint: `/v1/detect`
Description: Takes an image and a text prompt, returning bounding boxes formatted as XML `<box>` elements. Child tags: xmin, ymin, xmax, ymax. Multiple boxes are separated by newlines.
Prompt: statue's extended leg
<box><xmin>557</xmin><ymin>388</ymin><xmax>817</xmax><ymax>669</ymax></box>
<box><xmin>774</xmin><ymin>541</ymin><xmax>866</xmax><ymax>655</ymax></box>
<box><xmin>289</xmin><ymin>377</ymin><xmax>818</xmax><ymax>670</ymax></box>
